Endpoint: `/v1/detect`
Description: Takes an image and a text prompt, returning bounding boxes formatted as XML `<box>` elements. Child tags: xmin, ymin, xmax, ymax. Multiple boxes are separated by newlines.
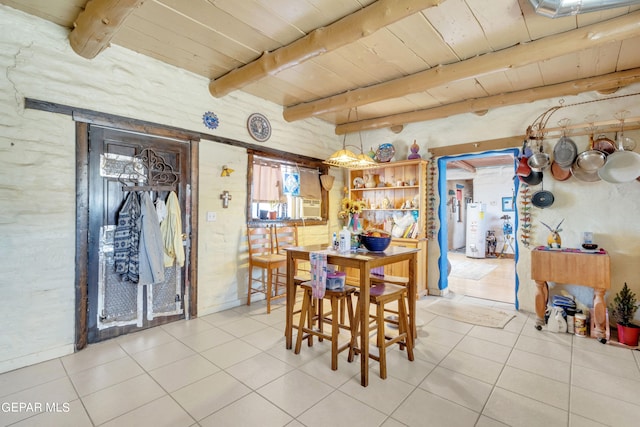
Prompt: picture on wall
<box><xmin>502</xmin><ymin>196</ymin><xmax>514</xmax><ymax>212</ymax></box>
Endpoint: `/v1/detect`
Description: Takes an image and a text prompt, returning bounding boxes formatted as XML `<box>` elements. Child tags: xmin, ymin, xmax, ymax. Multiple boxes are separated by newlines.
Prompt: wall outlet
<box><xmin>206</xmin><ymin>211</ymin><xmax>217</xmax><ymax>222</ymax></box>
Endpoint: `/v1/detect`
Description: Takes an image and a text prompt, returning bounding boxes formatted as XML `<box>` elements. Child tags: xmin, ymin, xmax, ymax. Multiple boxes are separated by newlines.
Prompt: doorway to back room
<box><xmin>436</xmin><ymin>149</ymin><xmax>520</xmax><ymax>307</ymax></box>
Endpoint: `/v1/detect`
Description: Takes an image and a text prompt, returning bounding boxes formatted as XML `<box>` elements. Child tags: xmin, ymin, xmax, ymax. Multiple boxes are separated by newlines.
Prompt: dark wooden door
<box><xmin>87</xmin><ymin>126</ymin><xmax>191</xmax><ymax>343</ymax></box>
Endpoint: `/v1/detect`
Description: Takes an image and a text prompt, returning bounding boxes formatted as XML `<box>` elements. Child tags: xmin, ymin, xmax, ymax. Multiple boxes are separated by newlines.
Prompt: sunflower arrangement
<box><xmin>339</xmin><ymin>197</ymin><xmax>365</xmax><ymax>220</ymax></box>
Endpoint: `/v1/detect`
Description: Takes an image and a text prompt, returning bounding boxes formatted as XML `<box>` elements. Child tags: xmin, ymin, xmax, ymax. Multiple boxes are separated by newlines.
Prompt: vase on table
<box><xmin>352</xmin><ymin>213</ymin><xmax>360</xmax><ymax>232</ymax></box>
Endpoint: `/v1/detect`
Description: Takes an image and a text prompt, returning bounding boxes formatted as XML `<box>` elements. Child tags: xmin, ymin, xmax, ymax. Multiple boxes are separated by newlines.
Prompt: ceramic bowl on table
<box><xmin>359</xmin><ymin>235</ymin><xmax>392</xmax><ymax>252</ymax></box>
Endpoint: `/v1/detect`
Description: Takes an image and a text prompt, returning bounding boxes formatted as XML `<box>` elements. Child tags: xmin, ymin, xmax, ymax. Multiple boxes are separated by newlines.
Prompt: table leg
<box><xmin>285</xmin><ymin>252</ymin><xmax>295</xmax><ymax>349</ymax></box>
<box><xmin>534</xmin><ymin>280</ymin><xmax>548</xmax><ymax>330</ymax></box>
<box><xmin>408</xmin><ymin>253</ymin><xmax>417</xmax><ymax>347</ymax></box>
<box><xmin>359</xmin><ymin>264</ymin><xmax>370</xmax><ymax>387</ymax></box>
<box><xmin>593</xmin><ymin>288</ymin><xmax>607</xmax><ymax>342</ymax></box>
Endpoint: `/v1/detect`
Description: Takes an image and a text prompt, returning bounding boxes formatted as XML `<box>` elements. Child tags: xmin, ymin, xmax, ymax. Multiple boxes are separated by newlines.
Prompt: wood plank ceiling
<box><xmin>3</xmin><ymin>0</ymin><xmax>640</xmax><ymax>139</ymax></box>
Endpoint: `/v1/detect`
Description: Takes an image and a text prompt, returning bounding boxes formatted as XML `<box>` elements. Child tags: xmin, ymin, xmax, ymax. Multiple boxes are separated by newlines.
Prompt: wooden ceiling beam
<box><xmin>429</xmin><ymin>135</ymin><xmax>525</xmax><ymax>158</ymax></box>
<box><xmin>448</xmin><ymin>160</ymin><xmax>476</xmax><ymax>173</ymax></box>
<box><xmin>208</xmin><ymin>0</ymin><xmax>446</xmax><ymax>98</ymax></box>
<box><xmin>284</xmin><ymin>11</ymin><xmax>640</xmax><ymax>122</ymax></box>
<box><xmin>335</xmin><ymin>68</ymin><xmax>640</xmax><ymax>134</ymax></box>
<box><xmin>69</xmin><ymin>0</ymin><xmax>146</xmax><ymax>59</ymax></box>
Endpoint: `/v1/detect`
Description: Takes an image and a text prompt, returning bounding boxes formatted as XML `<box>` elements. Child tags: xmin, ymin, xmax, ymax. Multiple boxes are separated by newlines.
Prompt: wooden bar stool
<box><xmin>369</xmin><ymin>273</ymin><xmax>409</xmax><ymax>328</ymax></box>
<box><xmin>294</xmin><ymin>282</ymin><xmax>356</xmax><ymax>371</ymax></box>
<box><xmin>348</xmin><ymin>282</ymin><xmax>414</xmax><ymax>379</ymax></box>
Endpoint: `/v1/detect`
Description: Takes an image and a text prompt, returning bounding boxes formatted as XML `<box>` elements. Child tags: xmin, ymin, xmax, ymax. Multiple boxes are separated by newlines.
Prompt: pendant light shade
<box><xmin>323</xmin><ymin>147</ymin><xmax>360</xmax><ymax>168</ymax></box>
<box><xmin>351</xmin><ymin>153</ymin><xmax>377</xmax><ymax>169</ymax></box>
<box><xmin>324</xmin><ymin>108</ymin><xmax>377</xmax><ymax>169</ymax></box>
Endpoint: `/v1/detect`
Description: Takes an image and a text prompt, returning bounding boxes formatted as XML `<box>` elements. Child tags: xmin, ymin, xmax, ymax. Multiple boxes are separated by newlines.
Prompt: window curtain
<box><xmin>299</xmin><ymin>168</ymin><xmax>321</xmax><ymax>200</ymax></box>
<box><xmin>252</xmin><ymin>162</ymin><xmax>282</xmax><ymax>202</ymax></box>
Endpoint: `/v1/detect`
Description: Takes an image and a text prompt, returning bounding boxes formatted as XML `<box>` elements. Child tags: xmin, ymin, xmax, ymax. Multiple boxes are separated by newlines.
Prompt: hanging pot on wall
<box><xmin>571</xmin><ymin>139</ymin><xmax>607</xmax><ymax>183</ymax></box>
<box><xmin>598</xmin><ymin>136</ymin><xmax>640</xmax><ymax>183</ymax></box>
<box><xmin>550</xmin><ymin>160</ymin><xmax>571</xmax><ymax>181</ymax></box>
<box><xmin>592</xmin><ymin>134</ymin><xmax>616</xmax><ymax>155</ymax></box>
<box><xmin>527</xmin><ymin>137</ymin><xmax>550</xmax><ymax>173</ymax></box>
<box><xmin>531</xmin><ymin>180</ymin><xmax>554</xmax><ymax>208</ymax></box>
<box><xmin>517</xmin><ymin>156</ymin><xmax>531</xmax><ymax>176</ymax></box>
<box><xmin>553</xmin><ymin>135</ymin><xmax>577</xmax><ymax>168</ymax></box>
<box><xmin>519</xmin><ymin>170</ymin><xmax>543</xmax><ymax>185</ymax></box>
<box><xmin>528</xmin><ymin>150</ymin><xmax>550</xmax><ymax>172</ymax></box>
<box><xmin>516</xmin><ymin>141</ymin><xmax>532</xmax><ymax>176</ymax></box>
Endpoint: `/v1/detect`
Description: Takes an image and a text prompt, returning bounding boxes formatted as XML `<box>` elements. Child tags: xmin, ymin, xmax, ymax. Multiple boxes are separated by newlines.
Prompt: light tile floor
<box><xmin>1</xmin><ymin>293</ymin><xmax>639</xmax><ymax>427</ymax></box>
<box><xmin>447</xmin><ymin>251</ymin><xmax>515</xmax><ymax>304</ymax></box>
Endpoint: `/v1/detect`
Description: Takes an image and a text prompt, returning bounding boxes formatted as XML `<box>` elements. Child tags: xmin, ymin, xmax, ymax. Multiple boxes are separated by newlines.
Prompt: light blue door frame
<box><xmin>436</xmin><ymin>148</ymin><xmax>521</xmax><ymax>310</ymax></box>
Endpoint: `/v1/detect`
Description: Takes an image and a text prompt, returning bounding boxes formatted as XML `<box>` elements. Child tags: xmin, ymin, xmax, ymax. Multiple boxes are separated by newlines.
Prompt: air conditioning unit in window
<box><xmin>301</xmin><ymin>199</ymin><xmax>321</xmax><ymax>219</ymax></box>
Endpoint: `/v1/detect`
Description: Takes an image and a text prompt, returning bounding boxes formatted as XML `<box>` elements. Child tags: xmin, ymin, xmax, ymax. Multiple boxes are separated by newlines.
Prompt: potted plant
<box><xmin>609</xmin><ymin>283</ymin><xmax>640</xmax><ymax>346</ymax></box>
<box><xmin>268</xmin><ymin>200</ymin><xmax>279</xmax><ymax>220</ymax></box>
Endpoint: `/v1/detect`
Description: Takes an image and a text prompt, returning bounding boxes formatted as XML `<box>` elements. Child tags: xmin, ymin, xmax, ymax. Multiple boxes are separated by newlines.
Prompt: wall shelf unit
<box><xmin>348</xmin><ymin>159</ymin><xmax>429</xmax><ymax>295</ymax></box>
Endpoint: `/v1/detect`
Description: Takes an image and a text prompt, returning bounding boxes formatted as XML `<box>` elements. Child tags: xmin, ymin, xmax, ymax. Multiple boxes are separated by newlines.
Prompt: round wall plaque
<box><xmin>202</xmin><ymin>111</ymin><xmax>219</xmax><ymax>129</ymax></box>
<box><xmin>247</xmin><ymin>113</ymin><xmax>271</xmax><ymax>142</ymax></box>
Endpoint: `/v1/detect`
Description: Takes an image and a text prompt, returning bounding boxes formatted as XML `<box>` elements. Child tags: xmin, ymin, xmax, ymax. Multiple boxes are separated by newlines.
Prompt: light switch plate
<box><xmin>207</xmin><ymin>211</ymin><xmax>217</xmax><ymax>222</ymax></box>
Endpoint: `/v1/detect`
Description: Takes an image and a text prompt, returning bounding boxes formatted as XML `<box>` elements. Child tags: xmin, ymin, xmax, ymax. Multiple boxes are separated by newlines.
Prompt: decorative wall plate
<box><xmin>247</xmin><ymin>113</ymin><xmax>271</xmax><ymax>142</ymax></box>
<box><xmin>202</xmin><ymin>111</ymin><xmax>219</xmax><ymax>129</ymax></box>
<box><xmin>376</xmin><ymin>143</ymin><xmax>395</xmax><ymax>162</ymax></box>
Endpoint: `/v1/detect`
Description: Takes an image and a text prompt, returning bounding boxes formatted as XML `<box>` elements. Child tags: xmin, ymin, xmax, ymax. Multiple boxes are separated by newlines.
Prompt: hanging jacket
<box><xmin>114</xmin><ymin>191</ymin><xmax>141</xmax><ymax>283</ymax></box>
<box><xmin>160</xmin><ymin>191</ymin><xmax>185</xmax><ymax>267</ymax></box>
<box><xmin>138</xmin><ymin>192</ymin><xmax>166</xmax><ymax>285</ymax></box>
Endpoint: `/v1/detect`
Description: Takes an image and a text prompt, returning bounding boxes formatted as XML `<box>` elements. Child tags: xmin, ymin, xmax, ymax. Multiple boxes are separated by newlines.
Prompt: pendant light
<box><xmin>324</xmin><ymin>108</ymin><xmax>377</xmax><ymax>169</ymax></box>
<box><xmin>353</xmin><ymin>107</ymin><xmax>378</xmax><ymax>169</ymax></box>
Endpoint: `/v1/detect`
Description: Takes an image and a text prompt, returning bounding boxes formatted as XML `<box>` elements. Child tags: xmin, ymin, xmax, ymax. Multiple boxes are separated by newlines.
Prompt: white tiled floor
<box><xmin>2</xmin><ymin>293</ymin><xmax>639</xmax><ymax>427</ymax></box>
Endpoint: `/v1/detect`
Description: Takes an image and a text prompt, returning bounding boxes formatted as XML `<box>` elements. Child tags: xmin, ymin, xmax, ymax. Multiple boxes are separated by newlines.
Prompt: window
<box><xmin>247</xmin><ymin>151</ymin><xmax>329</xmax><ymax>225</ymax></box>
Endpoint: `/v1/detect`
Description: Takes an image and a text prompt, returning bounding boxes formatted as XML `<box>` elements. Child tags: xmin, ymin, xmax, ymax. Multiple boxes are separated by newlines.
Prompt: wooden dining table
<box><xmin>284</xmin><ymin>244</ymin><xmax>420</xmax><ymax>387</ymax></box>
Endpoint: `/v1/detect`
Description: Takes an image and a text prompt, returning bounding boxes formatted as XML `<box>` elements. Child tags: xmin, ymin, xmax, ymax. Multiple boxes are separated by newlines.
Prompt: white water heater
<box><xmin>466</xmin><ymin>203</ymin><xmax>487</xmax><ymax>259</ymax></box>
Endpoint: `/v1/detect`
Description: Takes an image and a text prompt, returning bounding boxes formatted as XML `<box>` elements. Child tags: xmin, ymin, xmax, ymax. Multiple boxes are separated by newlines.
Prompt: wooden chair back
<box><xmin>274</xmin><ymin>224</ymin><xmax>298</xmax><ymax>255</ymax></box>
<box><xmin>247</xmin><ymin>226</ymin><xmax>276</xmax><ymax>259</ymax></box>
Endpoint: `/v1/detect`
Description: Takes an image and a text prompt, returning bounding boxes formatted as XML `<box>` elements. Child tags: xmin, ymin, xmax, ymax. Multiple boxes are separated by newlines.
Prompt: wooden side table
<box><xmin>531</xmin><ymin>248</ymin><xmax>610</xmax><ymax>342</ymax></box>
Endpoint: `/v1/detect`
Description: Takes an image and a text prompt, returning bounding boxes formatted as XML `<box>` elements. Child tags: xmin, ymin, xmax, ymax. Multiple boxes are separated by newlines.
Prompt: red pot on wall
<box><xmin>617</xmin><ymin>324</ymin><xmax>640</xmax><ymax>347</ymax></box>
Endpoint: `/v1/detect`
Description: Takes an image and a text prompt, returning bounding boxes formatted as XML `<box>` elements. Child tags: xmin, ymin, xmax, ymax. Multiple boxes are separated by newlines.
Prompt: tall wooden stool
<box><xmin>369</xmin><ymin>273</ymin><xmax>410</xmax><ymax>326</ymax></box>
<box><xmin>246</xmin><ymin>226</ymin><xmax>286</xmax><ymax>314</ymax></box>
<box><xmin>348</xmin><ymin>282</ymin><xmax>414</xmax><ymax>379</ymax></box>
<box><xmin>294</xmin><ymin>282</ymin><xmax>356</xmax><ymax>371</ymax></box>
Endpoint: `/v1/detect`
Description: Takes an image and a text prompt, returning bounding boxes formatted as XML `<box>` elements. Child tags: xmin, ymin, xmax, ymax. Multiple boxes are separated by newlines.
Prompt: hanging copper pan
<box><xmin>550</xmin><ymin>160</ymin><xmax>571</xmax><ymax>181</ymax></box>
<box><xmin>592</xmin><ymin>134</ymin><xmax>616</xmax><ymax>155</ymax></box>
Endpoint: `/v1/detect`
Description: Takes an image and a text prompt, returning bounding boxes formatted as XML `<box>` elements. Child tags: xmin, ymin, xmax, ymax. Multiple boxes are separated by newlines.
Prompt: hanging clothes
<box><xmin>138</xmin><ymin>192</ymin><xmax>166</xmax><ymax>285</ymax></box>
<box><xmin>155</xmin><ymin>198</ymin><xmax>167</xmax><ymax>224</ymax></box>
<box><xmin>114</xmin><ymin>191</ymin><xmax>141</xmax><ymax>283</ymax></box>
<box><xmin>160</xmin><ymin>191</ymin><xmax>185</xmax><ymax>267</ymax></box>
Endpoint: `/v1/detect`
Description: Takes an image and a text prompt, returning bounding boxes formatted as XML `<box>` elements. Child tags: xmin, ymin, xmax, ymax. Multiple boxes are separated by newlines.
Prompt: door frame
<box><xmin>436</xmin><ymin>149</ymin><xmax>521</xmax><ymax>310</ymax></box>
<box><xmin>74</xmin><ymin>117</ymin><xmax>200</xmax><ymax>351</ymax></box>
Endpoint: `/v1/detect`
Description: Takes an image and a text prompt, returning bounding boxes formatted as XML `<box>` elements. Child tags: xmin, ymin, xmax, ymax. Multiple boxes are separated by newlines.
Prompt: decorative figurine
<box><xmin>486</xmin><ymin>230</ymin><xmax>497</xmax><ymax>257</ymax></box>
<box><xmin>408</xmin><ymin>140</ymin><xmax>421</xmax><ymax>159</ymax></box>
<box><xmin>541</xmin><ymin>219</ymin><xmax>564</xmax><ymax>248</ymax></box>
